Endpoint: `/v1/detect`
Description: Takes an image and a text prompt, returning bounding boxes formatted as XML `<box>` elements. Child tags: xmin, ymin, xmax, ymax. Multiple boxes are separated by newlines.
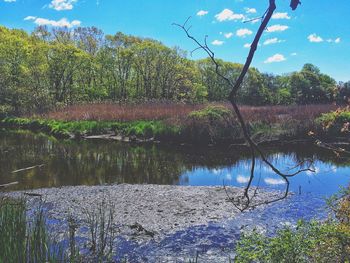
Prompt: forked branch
<box><xmin>175</xmin><ymin>0</ymin><xmax>311</xmax><ymax>211</ymax></box>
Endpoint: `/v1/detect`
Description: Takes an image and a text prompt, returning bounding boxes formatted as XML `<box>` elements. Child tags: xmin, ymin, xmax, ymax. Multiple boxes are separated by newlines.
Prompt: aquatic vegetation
<box><xmin>0</xmin><ymin>198</ymin><xmax>65</xmax><ymax>263</ymax></box>
<box><xmin>235</xmin><ymin>189</ymin><xmax>350</xmax><ymax>263</ymax></box>
<box><xmin>0</xmin><ymin>117</ymin><xmax>180</xmax><ymax>140</ymax></box>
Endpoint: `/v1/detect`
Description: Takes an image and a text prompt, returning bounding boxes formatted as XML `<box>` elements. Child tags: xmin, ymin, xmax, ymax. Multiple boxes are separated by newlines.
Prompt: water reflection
<box><xmin>0</xmin><ymin>130</ymin><xmax>349</xmax><ymax>196</ymax></box>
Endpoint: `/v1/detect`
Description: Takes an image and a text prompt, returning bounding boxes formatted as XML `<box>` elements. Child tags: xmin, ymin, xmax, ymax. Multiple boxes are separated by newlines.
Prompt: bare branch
<box><xmin>175</xmin><ymin>0</ymin><xmax>307</xmax><ymax>211</ymax></box>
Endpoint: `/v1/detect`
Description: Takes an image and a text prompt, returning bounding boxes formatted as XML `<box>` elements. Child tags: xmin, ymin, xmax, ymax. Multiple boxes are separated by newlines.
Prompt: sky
<box><xmin>1</xmin><ymin>0</ymin><xmax>349</xmax><ymax>81</ymax></box>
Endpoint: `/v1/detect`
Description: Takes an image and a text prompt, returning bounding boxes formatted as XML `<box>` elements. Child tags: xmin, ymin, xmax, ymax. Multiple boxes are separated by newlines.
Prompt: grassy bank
<box><xmin>0</xmin><ymin>117</ymin><xmax>180</xmax><ymax>141</ymax></box>
<box><xmin>1</xmin><ymin>103</ymin><xmax>346</xmax><ymax>145</ymax></box>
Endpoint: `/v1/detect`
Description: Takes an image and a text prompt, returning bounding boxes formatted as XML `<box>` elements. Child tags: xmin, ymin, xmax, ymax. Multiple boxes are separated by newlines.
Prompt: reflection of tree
<box><xmin>0</xmin><ymin>131</ymin><xmax>189</xmax><ymax>189</ymax></box>
<box><xmin>1</xmin><ymin>130</ymin><xmax>348</xmax><ymax>192</ymax></box>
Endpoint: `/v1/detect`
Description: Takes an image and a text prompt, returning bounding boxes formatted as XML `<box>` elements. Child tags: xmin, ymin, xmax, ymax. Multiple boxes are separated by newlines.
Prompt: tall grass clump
<box><xmin>83</xmin><ymin>199</ymin><xmax>117</xmax><ymax>262</ymax></box>
<box><xmin>0</xmin><ymin>198</ymin><xmax>65</xmax><ymax>263</ymax></box>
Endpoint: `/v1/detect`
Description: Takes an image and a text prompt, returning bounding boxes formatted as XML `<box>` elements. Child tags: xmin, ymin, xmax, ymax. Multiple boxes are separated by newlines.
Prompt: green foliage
<box><xmin>112</xmin><ymin>120</ymin><xmax>181</xmax><ymax>140</ymax></box>
<box><xmin>290</xmin><ymin>64</ymin><xmax>338</xmax><ymax>105</ymax></box>
<box><xmin>0</xmin><ymin>117</ymin><xmax>181</xmax><ymax>141</ymax></box>
<box><xmin>235</xmin><ymin>188</ymin><xmax>350</xmax><ymax>263</ymax></box>
<box><xmin>0</xmin><ymin>24</ymin><xmax>344</xmax><ymax>117</ymax></box>
<box><xmin>236</xmin><ymin>221</ymin><xmax>350</xmax><ymax>263</ymax></box>
<box><xmin>188</xmin><ymin>105</ymin><xmax>232</xmax><ymax>120</ymax></box>
<box><xmin>0</xmin><ymin>117</ymin><xmax>113</xmax><ymax>138</ymax></box>
<box><xmin>317</xmin><ymin>107</ymin><xmax>350</xmax><ymax>135</ymax></box>
<box><xmin>184</xmin><ymin>105</ymin><xmax>241</xmax><ymax>144</ymax></box>
<box><xmin>0</xmin><ymin>198</ymin><xmax>65</xmax><ymax>263</ymax></box>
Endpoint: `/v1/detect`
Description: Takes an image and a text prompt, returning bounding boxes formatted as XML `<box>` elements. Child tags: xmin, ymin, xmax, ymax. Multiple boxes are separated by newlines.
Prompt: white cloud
<box><xmin>245</xmin><ymin>7</ymin><xmax>257</xmax><ymax>14</ymax></box>
<box><xmin>197</xmin><ymin>10</ymin><xmax>208</xmax><ymax>17</ymax></box>
<box><xmin>264</xmin><ymin>54</ymin><xmax>286</xmax><ymax>63</ymax></box>
<box><xmin>4</xmin><ymin>0</ymin><xmax>16</xmax><ymax>2</ymax></box>
<box><xmin>24</xmin><ymin>16</ymin><xmax>81</xmax><ymax>28</ymax></box>
<box><xmin>264</xmin><ymin>178</ymin><xmax>286</xmax><ymax>185</ymax></box>
<box><xmin>327</xmin><ymin>37</ymin><xmax>341</xmax><ymax>43</ymax></box>
<box><xmin>243</xmin><ymin>43</ymin><xmax>251</xmax><ymax>48</ymax></box>
<box><xmin>291</xmin><ymin>52</ymin><xmax>297</xmax><ymax>56</ymax></box>
<box><xmin>236</xmin><ymin>175</ymin><xmax>250</xmax><ymax>184</ymax></box>
<box><xmin>263</xmin><ymin>37</ymin><xmax>285</xmax><ymax>45</ymax></box>
<box><xmin>236</xmin><ymin>28</ymin><xmax>253</xmax><ymax>37</ymax></box>
<box><xmin>212</xmin><ymin>40</ymin><xmax>224</xmax><ymax>46</ymax></box>
<box><xmin>244</xmin><ymin>43</ymin><xmax>261</xmax><ymax>48</ymax></box>
<box><xmin>308</xmin><ymin>33</ymin><xmax>323</xmax><ymax>43</ymax></box>
<box><xmin>224</xmin><ymin>32</ymin><xmax>233</xmax><ymax>39</ymax></box>
<box><xmin>24</xmin><ymin>16</ymin><xmax>37</xmax><ymax>21</ymax></box>
<box><xmin>272</xmin><ymin>12</ymin><xmax>291</xmax><ymax>19</ymax></box>
<box><xmin>49</xmin><ymin>0</ymin><xmax>77</xmax><ymax>11</ymax></box>
<box><xmin>267</xmin><ymin>24</ymin><xmax>289</xmax><ymax>32</ymax></box>
<box><xmin>215</xmin><ymin>9</ymin><xmax>245</xmax><ymax>22</ymax></box>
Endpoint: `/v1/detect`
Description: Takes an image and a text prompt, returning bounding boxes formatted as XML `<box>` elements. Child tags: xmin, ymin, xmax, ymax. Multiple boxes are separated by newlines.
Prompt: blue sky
<box><xmin>1</xmin><ymin>0</ymin><xmax>349</xmax><ymax>81</ymax></box>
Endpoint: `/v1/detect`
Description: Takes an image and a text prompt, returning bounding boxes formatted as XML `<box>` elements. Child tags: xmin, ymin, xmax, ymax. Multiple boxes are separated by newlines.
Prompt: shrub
<box><xmin>183</xmin><ymin>105</ymin><xmax>241</xmax><ymax>144</ymax></box>
<box><xmin>235</xmin><ymin>188</ymin><xmax>350</xmax><ymax>263</ymax></box>
<box><xmin>317</xmin><ymin>107</ymin><xmax>350</xmax><ymax>136</ymax></box>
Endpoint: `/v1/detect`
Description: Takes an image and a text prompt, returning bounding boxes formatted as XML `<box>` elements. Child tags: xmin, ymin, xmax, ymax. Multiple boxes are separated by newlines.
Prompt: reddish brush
<box><xmin>42</xmin><ymin>102</ymin><xmax>337</xmax><ymax>123</ymax></box>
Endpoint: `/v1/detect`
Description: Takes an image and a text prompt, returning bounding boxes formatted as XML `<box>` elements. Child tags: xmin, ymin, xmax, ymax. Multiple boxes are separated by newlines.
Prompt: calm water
<box><xmin>1</xmin><ymin>129</ymin><xmax>350</xmax><ymax>261</ymax></box>
<box><xmin>0</xmin><ymin>129</ymin><xmax>349</xmax><ymax>196</ymax></box>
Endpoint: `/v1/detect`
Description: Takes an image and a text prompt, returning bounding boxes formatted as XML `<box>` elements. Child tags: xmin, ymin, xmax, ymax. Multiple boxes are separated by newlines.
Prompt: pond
<box><xmin>1</xmin><ymin>130</ymin><xmax>349</xmax><ymax>261</ymax></box>
<box><xmin>0</xmin><ymin>129</ymin><xmax>349</xmax><ymax>196</ymax></box>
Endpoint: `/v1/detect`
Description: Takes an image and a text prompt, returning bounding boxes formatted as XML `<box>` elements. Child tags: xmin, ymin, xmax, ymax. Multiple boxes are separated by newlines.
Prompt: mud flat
<box><xmin>6</xmin><ymin>184</ymin><xmax>281</xmax><ymax>241</ymax></box>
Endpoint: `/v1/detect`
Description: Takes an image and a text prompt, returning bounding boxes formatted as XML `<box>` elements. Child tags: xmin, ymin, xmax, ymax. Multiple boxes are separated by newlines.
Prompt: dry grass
<box><xmin>41</xmin><ymin>102</ymin><xmax>338</xmax><ymax>123</ymax></box>
<box><xmin>43</xmin><ymin>103</ymin><xmax>204</xmax><ymax>122</ymax></box>
<box><xmin>238</xmin><ymin>104</ymin><xmax>338</xmax><ymax>123</ymax></box>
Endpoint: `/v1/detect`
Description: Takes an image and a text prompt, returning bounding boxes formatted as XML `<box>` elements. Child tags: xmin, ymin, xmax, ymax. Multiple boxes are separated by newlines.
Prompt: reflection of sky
<box><xmin>179</xmin><ymin>154</ymin><xmax>350</xmax><ymax>197</ymax></box>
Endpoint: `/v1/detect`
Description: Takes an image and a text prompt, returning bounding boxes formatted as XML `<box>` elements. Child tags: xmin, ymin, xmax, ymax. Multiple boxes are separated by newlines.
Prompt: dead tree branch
<box><xmin>175</xmin><ymin>0</ymin><xmax>310</xmax><ymax>211</ymax></box>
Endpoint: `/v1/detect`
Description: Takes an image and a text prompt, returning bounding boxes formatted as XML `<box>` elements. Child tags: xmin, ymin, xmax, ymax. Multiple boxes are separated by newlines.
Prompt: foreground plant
<box><xmin>0</xmin><ymin>197</ymin><xmax>65</xmax><ymax>263</ymax></box>
<box><xmin>235</xmin><ymin>189</ymin><xmax>350</xmax><ymax>263</ymax></box>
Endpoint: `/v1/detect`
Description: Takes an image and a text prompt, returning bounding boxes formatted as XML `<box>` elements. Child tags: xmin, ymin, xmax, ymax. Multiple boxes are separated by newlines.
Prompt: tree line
<box><xmin>0</xmin><ymin>25</ymin><xmax>349</xmax><ymax>116</ymax></box>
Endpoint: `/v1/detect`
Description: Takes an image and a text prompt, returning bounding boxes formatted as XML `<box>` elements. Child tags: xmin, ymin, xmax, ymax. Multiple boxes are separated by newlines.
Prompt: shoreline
<box><xmin>1</xmin><ymin>126</ymin><xmax>349</xmax><ymax>151</ymax></box>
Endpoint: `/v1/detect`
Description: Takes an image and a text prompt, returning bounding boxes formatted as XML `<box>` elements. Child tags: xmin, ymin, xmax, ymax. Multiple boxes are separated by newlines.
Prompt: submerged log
<box><xmin>11</xmin><ymin>164</ymin><xmax>45</xmax><ymax>174</ymax></box>
<box><xmin>0</xmin><ymin>181</ymin><xmax>18</xmax><ymax>189</ymax></box>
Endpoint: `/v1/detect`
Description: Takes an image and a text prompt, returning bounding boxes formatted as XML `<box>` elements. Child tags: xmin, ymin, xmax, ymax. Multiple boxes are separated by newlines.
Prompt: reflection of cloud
<box><xmin>264</xmin><ymin>178</ymin><xmax>286</xmax><ymax>185</ymax></box>
<box><xmin>212</xmin><ymin>169</ymin><xmax>221</xmax><ymax>175</ymax></box>
<box><xmin>226</xmin><ymin>173</ymin><xmax>232</xmax><ymax>181</ymax></box>
<box><xmin>331</xmin><ymin>165</ymin><xmax>337</xmax><ymax>172</ymax></box>
<box><xmin>307</xmin><ymin>167</ymin><xmax>320</xmax><ymax>176</ymax></box>
<box><xmin>237</xmin><ymin>175</ymin><xmax>250</xmax><ymax>184</ymax></box>
<box><xmin>263</xmin><ymin>166</ymin><xmax>273</xmax><ymax>173</ymax></box>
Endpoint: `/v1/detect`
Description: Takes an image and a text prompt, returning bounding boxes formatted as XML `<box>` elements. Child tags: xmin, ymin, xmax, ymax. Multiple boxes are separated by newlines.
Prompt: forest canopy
<box><xmin>0</xmin><ymin>25</ymin><xmax>348</xmax><ymax>117</ymax></box>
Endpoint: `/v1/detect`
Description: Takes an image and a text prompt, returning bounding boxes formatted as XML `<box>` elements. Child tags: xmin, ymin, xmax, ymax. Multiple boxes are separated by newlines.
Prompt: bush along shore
<box><xmin>0</xmin><ymin>105</ymin><xmax>349</xmax><ymax>146</ymax></box>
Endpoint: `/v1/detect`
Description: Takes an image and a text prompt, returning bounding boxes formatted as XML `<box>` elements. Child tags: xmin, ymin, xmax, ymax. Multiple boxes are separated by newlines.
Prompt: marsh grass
<box><xmin>0</xmin><ymin>197</ymin><xmax>65</xmax><ymax>263</ymax></box>
<box><xmin>0</xmin><ymin>103</ymin><xmax>339</xmax><ymax>144</ymax></box>
<box><xmin>82</xmin><ymin>199</ymin><xmax>117</xmax><ymax>262</ymax></box>
<box><xmin>41</xmin><ymin>103</ymin><xmax>337</xmax><ymax>124</ymax></box>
